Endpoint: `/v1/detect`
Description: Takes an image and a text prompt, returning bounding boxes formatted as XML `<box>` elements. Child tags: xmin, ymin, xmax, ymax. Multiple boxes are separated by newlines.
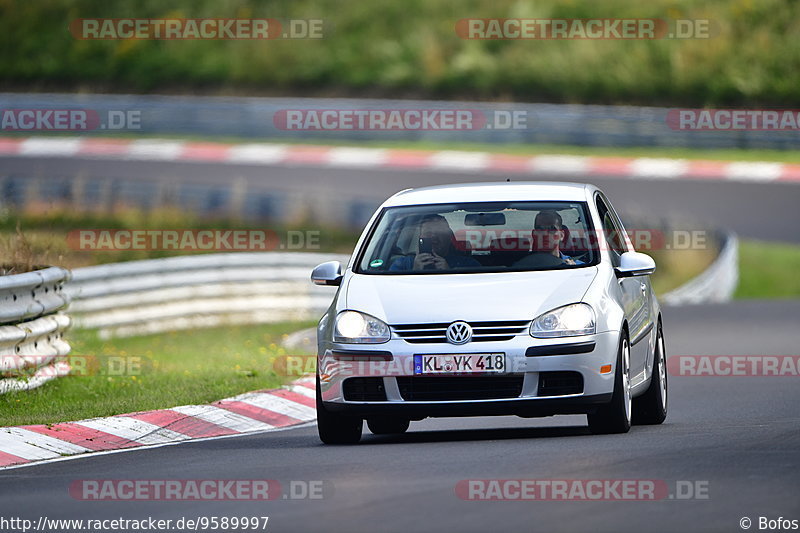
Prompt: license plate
<box><xmin>414</xmin><ymin>353</ymin><xmax>505</xmax><ymax>375</ymax></box>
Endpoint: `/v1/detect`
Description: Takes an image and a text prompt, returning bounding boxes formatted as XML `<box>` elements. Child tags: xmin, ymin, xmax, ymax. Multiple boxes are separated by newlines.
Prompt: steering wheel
<box><xmin>512</xmin><ymin>252</ymin><xmax>567</xmax><ymax>269</ymax></box>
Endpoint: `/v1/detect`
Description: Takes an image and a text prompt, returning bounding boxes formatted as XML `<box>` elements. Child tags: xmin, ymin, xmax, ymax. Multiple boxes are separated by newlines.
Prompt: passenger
<box><xmin>389</xmin><ymin>214</ymin><xmax>480</xmax><ymax>271</ymax></box>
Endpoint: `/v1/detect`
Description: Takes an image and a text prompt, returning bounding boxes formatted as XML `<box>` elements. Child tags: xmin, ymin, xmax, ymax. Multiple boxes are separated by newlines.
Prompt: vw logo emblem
<box><xmin>446</xmin><ymin>321</ymin><xmax>472</xmax><ymax>345</ymax></box>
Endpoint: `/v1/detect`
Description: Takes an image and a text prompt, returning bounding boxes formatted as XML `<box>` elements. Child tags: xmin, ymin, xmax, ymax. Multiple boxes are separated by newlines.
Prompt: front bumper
<box><xmin>323</xmin><ymin>392</ymin><xmax>613</xmax><ymax>418</ymax></box>
<box><xmin>318</xmin><ymin>330</ymin><xmax>620</xmax><ymax>418</ymax></box>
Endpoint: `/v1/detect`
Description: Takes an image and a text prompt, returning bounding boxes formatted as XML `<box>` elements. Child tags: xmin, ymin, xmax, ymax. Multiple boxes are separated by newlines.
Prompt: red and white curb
<box><xmin>0</xmin><ymin>136</ymin><xmax>798</xmax><ymax>184</ymax></box>
<box><xmin>0</xmin><ymin>376</ymin><xmax>316</xmax><ymax>469</ymax></box>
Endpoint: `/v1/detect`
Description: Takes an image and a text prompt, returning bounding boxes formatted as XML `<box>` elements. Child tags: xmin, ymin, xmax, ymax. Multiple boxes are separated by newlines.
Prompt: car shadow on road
<box><xmin>360</xmin><ymin>424</ymin><xmax>591</xmax><ymax>445</ymax></box>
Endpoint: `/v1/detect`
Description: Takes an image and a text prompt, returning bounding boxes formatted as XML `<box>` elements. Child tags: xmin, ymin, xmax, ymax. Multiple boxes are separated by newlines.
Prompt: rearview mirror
<box><xmin>615</xmin><ymin>252</ymin><xmax>656</xmax><ymax>277</ymax></box>
<box><xmin>464</xmin><ymin>212</ymin><xmax>506</xmax><ymax>226</ymax></box>
<box><xmin>311</xmin><ymin>261</ymin><xmax>343</xmax><ymax>286</ymax></box>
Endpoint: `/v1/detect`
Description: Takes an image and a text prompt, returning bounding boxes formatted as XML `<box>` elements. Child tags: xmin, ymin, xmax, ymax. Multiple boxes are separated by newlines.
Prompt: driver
<box><xmin>517</xmin><ymin>210</ymin><xmax>584</xmax><ymax>266</ymax></box>
<box><xmin>389</xmin><ymin>214</ymin><xmax>480</xmax><ymax>271</ymax></box>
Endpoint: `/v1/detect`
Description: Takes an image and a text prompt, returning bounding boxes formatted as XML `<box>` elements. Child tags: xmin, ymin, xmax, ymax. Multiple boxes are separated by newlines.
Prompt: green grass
<box><xmin>0</xmin><ymin>321</ymin><xmax>316</xmax><ymax>427</ymax></box>
<box><xmin>0</xmin><ymin>206</ymin><xmax>360</xmax><ymax>270</ymax></box>
<box><xmin>735</xmin><ymin>240</ymin><xmax>800</xmax><ymax>299</ymax></box>
<box><xmin>1</xmin><ymin>0</ymin><xmax>798</xmax><ymax>106</ymax></box>
<box><xmin>6</xmin><ymin>238</ymin><xmax>783</xmax><ymax>427</ymax></box>
<box><xmin>650</xmin><ymin>246</ymin><xmax>717</xmax><ymax>295</ymax></box>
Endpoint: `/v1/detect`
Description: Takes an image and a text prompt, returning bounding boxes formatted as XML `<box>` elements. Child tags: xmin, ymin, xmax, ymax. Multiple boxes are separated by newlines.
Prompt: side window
<box><xmin>604</xmin><ymin>198</ymin><xmax>630</xmax><ymax>254</ymax></box>
<box><xmin>595</xmin><ymin>195</ymin><xmax>626</xmax><ymax>266</ymax></box>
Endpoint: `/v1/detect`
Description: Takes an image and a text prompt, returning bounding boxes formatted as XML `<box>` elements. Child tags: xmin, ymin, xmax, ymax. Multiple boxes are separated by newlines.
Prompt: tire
<box><xmin>316</xmin><ymin>375</ymin><xmax>362</xmax><ymax>444</ymax></box>
<box><xmin>367</xmin><ymin>417</ymin><xmax>410</xmax><ymax>435</ymax></box>
<box><xmin>588</xmin><ymin>333</ymin><xmax>632</xmax><ymax>435</ymax></box>
<box><xmin>632</xmin><ymin>322</ymin><xmax>668</xmax><ymax>425</ymax></box>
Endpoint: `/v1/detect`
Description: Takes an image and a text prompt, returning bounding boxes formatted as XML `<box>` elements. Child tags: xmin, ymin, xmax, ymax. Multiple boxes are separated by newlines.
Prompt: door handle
<box><xmin>640</xmin><ymin>282</ymin><xmax>647</xmax><ymax>294</ymax></box>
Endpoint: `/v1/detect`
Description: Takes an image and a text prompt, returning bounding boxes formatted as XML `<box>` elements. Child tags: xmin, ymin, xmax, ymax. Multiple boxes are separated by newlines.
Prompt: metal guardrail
<box><xmin>65</xmin><ymin>252</ymin><xmax>351</xmax><ymax>339</ymax></box>
<box><xmin>661</xmin><ymin>232</ymin><xmax>739</xmax><ymax>306</ymax></box>
<box><xmin>0</xmin><ymin>266</ymin><xmax>71</xmax><ymax>324</ymax></box>
<box><xmin>65</xmin><ymin>228</ymin><xmax>738</xmax><ymax>342</ymax></box>
<box><xmin>0</xmin><ymin>267</ymin><xmax>72</xmax><ymax>394</ymax></box>
<box><xmin>0</xmin><ymin>231</ymin><xmax>738</xmax><ymax>393</ymax></box>
<box><xmin>1</xmin><ymin>93</ymin><xmax>797</xmax><ymax>150</ymax></box>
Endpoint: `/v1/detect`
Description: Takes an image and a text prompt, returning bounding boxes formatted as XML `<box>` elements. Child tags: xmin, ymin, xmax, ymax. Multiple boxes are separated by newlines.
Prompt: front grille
<box><xmin>343</xmin><ymin>377</ymin><xmax>387</xmax><ymax>401</ymax></box>
<box><xmin>396</xmin><ymin>376</ymin><xmax>524</xmax><ymax>401</ymax></box>
<box><xmin>392</xmin><ymin>320</ymin><xmax>529</xmax><ymax>344</ymax></box>
<box><xmin>538</xmin><ymin>371</ymin><xmax>583</xmax><ymax>397</ymax></box>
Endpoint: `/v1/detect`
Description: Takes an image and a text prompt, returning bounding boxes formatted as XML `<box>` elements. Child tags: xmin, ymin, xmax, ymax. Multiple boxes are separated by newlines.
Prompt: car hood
<box><xmin>344</xmin><ymin>267</ymin><xmax>598</xmax><ymax>324</ymax></box>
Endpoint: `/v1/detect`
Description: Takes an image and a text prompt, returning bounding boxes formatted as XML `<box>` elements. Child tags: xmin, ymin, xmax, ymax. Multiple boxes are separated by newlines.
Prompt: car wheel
<box><xmin>588</xmin><ymin>333</ymin><xmax>632</xmax><ymax>435</ymax></box>
<box><xmin>367</xmin><ymin>417</ymin><xmax>410</xmax><ymax>435</ymax></box>
<box><xmin>632</xmin><ymin>322</ymin><xmax>668</xmax><ymax>425</ymax></box>
<box><xmin>316</xmin><ymin>375</ymin><xmax>362</xmax><ymax>444</ymax></box>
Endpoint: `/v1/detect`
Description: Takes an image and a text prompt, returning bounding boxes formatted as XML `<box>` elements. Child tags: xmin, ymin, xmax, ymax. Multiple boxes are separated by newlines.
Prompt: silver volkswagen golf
<box><xmin>311</xmin><ymin>182</ymin><xmax>667</xmax><ymax>444</ymax></box>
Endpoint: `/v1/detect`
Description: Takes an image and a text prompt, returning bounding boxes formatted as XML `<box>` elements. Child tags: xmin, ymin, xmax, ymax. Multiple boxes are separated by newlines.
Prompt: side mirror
<box><xmin>311</xmin><ymin>261</ymin><xmax>343</xmax><ymax>286</ymax></box>
<box><xmin>615</xmin><ymin>251</ymin><xmax>656</xmax><ymax>278</ymax></box>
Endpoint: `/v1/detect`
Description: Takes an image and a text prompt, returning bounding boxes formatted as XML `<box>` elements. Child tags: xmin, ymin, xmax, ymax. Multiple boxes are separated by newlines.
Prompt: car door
<box><xmin>595</xmin><ymin>193</ymin><xmax>650</xmax><ymax>380</ymax></box>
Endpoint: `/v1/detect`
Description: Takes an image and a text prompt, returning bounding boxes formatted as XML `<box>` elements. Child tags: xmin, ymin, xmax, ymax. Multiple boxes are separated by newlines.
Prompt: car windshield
<box><xmin>356</xmin><ymin>201</ymin><xmax>598</xmax><ymax>275</ymax></box>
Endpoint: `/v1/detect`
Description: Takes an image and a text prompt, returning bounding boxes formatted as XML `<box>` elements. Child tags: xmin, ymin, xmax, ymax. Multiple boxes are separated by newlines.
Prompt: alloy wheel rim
<box><xmin>658</xmin><ymin>333</ymin><xmax>667</xmax><ymax>408</ymax></box>
<box><xmin>623</xmin><ymin>340</ymin><xmax>631</xmax><ymax>422</ymax></box>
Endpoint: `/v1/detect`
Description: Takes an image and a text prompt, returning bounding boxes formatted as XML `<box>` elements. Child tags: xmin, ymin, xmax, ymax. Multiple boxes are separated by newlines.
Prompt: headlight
<box><xmin>334</xmin><ymin>311</ymin><xmax>390</xmax><ymax>344</ymax></box>
<box><xmin>530</xmin><ymin>303</ymin><xmax>595</xmax><ymax>338</ymax></box>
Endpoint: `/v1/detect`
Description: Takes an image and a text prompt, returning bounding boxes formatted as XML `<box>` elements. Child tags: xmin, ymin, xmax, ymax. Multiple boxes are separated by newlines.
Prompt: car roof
<box><xmin>383</xmin><ymin>181</ymin><xmax>597</xmax><ymax>207</ymax></box>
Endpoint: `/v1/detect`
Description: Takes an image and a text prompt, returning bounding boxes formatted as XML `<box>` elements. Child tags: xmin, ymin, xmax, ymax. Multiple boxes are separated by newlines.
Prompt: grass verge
<box><xmin>0</xmin><ymin>206</ymin><xmax>360</xmax><ymax>269</ymax></box>
<box><xmin>0</xmin><ymin>321</ymin><xmax>316</xmax><ymax>427</ymax></box>
<box><xmin>650</xmin><ymin>246</ymin><xmax>717</xmax><ymax>295</ymax></box>
<box><xmin>736</xmin><ymin>240</ymin><xmax>800</xmax><ymax>299</ymax></box>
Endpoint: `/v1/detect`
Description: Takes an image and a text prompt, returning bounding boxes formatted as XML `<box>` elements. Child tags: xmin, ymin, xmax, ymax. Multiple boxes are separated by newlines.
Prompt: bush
<box><xmin>1</xmin><ymin>0</ymin><xmax>798</xmax><ymax>106</ymax></box>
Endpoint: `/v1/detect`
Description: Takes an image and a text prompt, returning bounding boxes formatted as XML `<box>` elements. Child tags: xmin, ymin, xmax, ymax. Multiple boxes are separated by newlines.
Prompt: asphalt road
<box><xmin>2</xmin><ymin>155</ymin><xmax>799</xmax><ymax>532</ymax></box>
<box><xmin>2</xmin><ymin>300</ymin><xmax>799</xmax><ymax>533</ymax></box>
<box><xmin>1</xmin><ymin>155</ymin><xmax>799</xmax><ymax>243</ymax></box>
